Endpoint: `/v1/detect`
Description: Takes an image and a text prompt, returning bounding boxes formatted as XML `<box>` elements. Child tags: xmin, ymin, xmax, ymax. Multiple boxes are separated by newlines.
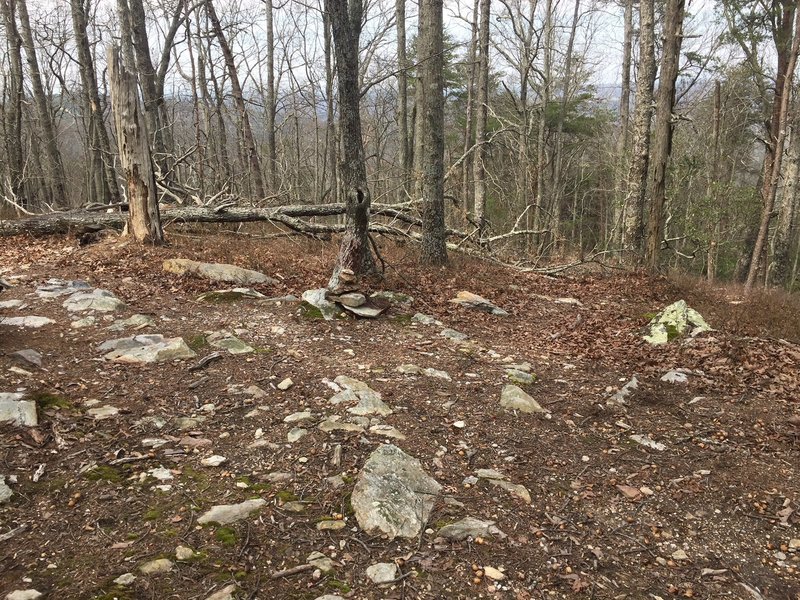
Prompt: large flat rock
<box><xmin>164</xmin><ymin>259</ymin><xmax>276</xmax><ymax>286</ymax></box>
<box><xmin>352</xmin><ymin>444</ymin><xmax>441</xmax><ymax>539</ymax></box>
<box><xmin>99</xmin><ymin>335</ymin><xmax>196</xmax><ymax>363</ymax></box>
<box><xmin>0</xmin><ymin>393</ymin><xmax>38</xmax><ymax>426</ymax></box>
<box><xmin>197</xmin><ymin>499</ymin><xmax>267</xmax><ymax>525</ymax></box>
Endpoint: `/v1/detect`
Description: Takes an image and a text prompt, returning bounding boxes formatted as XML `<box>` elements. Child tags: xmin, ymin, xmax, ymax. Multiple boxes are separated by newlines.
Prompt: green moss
<box><xmin>143</xmin><ymin>507</ymin><xmax>164</xmax><ymax>521</ymax></box>
<box><xmin>665</xmin><ymin>323</ymin><xmax>680</xmax><ymax>341</ymax></box>
<box><xmin>125</xmin><ymin>532</ymin><xmax>140</xmax><ymax>540</ymax></box>
<box><xmin>215</xmin><ymin>527</ymin><xmax>237</xmax><ymax>547</ymax></box>
<box><xmin>326</xmin><ymin>579</ymin><xmax>351</xmax><ymax>593</ymax></box>
<box><xmin>276</xmin><ymin>490</ymin><xmax>298</xmax><ymax>503</ymax></box>
<box><xmin>186</xmin><ymin>334</ymin><xmax>208</xmax><ymax>351</ymax></box>
<box><xmin>31</xmin><ymin>392</ymin><xmax>72</xmax><ymax>410</ymax></box>
<box><xmin>234</xmin><ymin>570</ymin><xmax>248</xmax><ymax>580</ymax></box>
<box><xmin>642</xmin><ymin>312</ymin><xmax>659</xmax><ymax>322</ymax></box>
<box><xmin>299</xmin><ymin>301</ymin><xmax>325</xmax><ymax>320</ymax></box>
<box><xmin>391</xmin><ymin>314</ymin><xmax>413</xmax><ymax>326</ymax></box>
<box><xmin>84</xmin><ymin>465</ymin><xmax>123</xmax><ymax>483</ymax></box>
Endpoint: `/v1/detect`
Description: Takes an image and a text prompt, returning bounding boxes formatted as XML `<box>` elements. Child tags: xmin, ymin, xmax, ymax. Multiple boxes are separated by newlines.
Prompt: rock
<box><xmin>476</xmin><ymin>469</ymin><xmax>531</xmax><ymax>503</ymax></box>
<box><xmin>0</xmin><ymin>475</ymin><xmax>13</xmax><ymax>503</ymax></box>
<box><xmin>139</xmin><ymin>558</ymin><xmax>173</xmax><ymax>574</ymax></box>
<box><xmin>396</xmin><ymin>364</ymin><xmax>451</xmax><ymax>380</ymax></box>
<box><xmin>11</xmin><ymin>349</ymin><xmax>42</xmax><ymax>368</ymax></box>
<box><xmin>438</xmin><ymin>517</ymin><xmax>503</xmax><ymax>541</ymax></box>
<box><xmin>314</xmin><ymin>596</ymin><xmax>345</xmax><ymax>600</ymax></box>
<box><xmin>371</xmin><ymin>291</ymin><xmax>413</xmax><ymax>305</ymax></box>
<box><xmin>616</xmin><ymin>484</ymin><xmax>643</xmax><ymax>500</ymax></box>
<box><xmin>113</xmin><ymin>573</ymin><xmax>136</xmax><ymax>586</ymax></box>
<box><xmin>265</xmin><ymin>471</ymin><xmax>293</xmax><ymax>483</ymax></box>
<box><xmin>330</xmin><ymin>292</ymin><xmax>366</xmax><ymax>307</ymax></box>
<box><xmin>644</xmin><ymin>300</ymin><xmax>711</xmax><ymax>345</ymax></box>
<box><xmin>163</xmin><ymin>258</ymin><xmax>276</xmax><ymax>285</ymax></box>
<box><xmin>0</xmin><ymin>393</ymin><xmax>38</xmax><ymax>426</ymax></box>
<box><xmin>366</xmin><ymin>562</ymin><xmax>398</xmax><ymax>584</ymax></box>
<box><xmin>608</xmin><ymin>376</ymin><xmax>639</xmax><ymax>406</ymax></box>
<box><xmin>205</xmin><ymin>584</ymin><xmax>237</xmax><ymax>600</ymax></box>
<box><xmin>319</xmin><ymin>418</ymin><xmax>364</xmax><ymax>434</ymax></box>
<box><xmin>341</xmin><ymin>303</ymin><xmax>386</xmax><ymax>318</ymax></box>
<box><xmin>198</xmin><ymin>499</ymin><xmax>267</xmax><ymax>525</ymax></box>
<box><xmin>0</xmin><ymin>316</ymin><xmax>55</xmax><ymax>328</ymax></box>
<box><xmin>451</xmin><ymin>291</ymin><xmax>508</xmax><ymax>316</ymax></box>
<box><xmin>352</xmin><ymin>444</ymin><xmax>441</xmax><ymax>539</ymax></box>
<box><xmin>175</xmin><ymin>545</ymin><xmax>195</xmax><ymax>561</ymax></box>
<box><xmin>288</xmin><ymin>428</ymin><xmax>308</xmax><ymax>442</ymax></box>
<box><xmin>0</xmin><ymin>299</ymin><xmax>24</xmax><ymax>309</ymax></box>
<box><xmin>554</xmin><ymin>297</ymin><xmax>583</xmax><ymax>306</ymax></box>
<box><xmin>206</xmin><ymin>331</ymin><xmax>253</xmax><ymax>354</ymax></box>
<box><xmin>200</xmin><ymin>455</ymin><xmax>227</xmax><ymax>467</ymax></box>
<box><xmin>282</xmin><ymin>501</ymin><xmax>307</xmax><ymax>513</ymax></box>
<box><xmin>334</xmin><ymin>376</ymin><xmax>393</xmax><ymax>416</ymax></box>
<box><xmin>505</xmin><ymin>368</ymin><xmax>535</xmax><ymax>385</ymax></box>
<box><xmin>661</xmin><ymin>369</ymin><xmax>689</xmax><ymax>384</ymax></box>
<box><xmin>277</xmin><ymin>378</ymin><xmax>294</xmax><ymax>390</ymax></box>
<box><xmin>107</xmin><ymin>314</ymin><xmax>155</xmax><ymax>331</ymax></box>
<box><xmin>307</xmin><ymin>551</ymin><xmax>336</xmax><ymax>573</ymax></box>
<box><xmin>412</xmin><ymin>313</ymin><xmax>442</xmax><ymax>326</ymax></box>
<box><xmin>629</xmin><ymin>434</ymin><xmax>666</xmax><ymax>451</ymax></box>
<box><xmin>284</xmin><ymin>411</ymin><xmax>312</xmax><ymax>423</ymax></box>
<box><xmin>63</xmin><ymin>288</ymin><xmax>126</xmax><ymax>312</ymax></box>
<box><xmin>671</xmin><ymin>549</ymin><xmax>689</xmax><ymax>561</ymax></box>
<box><xmin>149</xmin><ymin>467</ymin><xmax>173</xmax><ymax>481</ymax></box>
<box><xmin>316</xmin><ymin>519</ymin><xmax>346</xmax><ymax>531</ymax></box>
<box><xmin>179</xmin><ymin>436</ymin><xmax>212</xmax><ymax>448</ymax></box>
<box><xmin>197</xmin><ymin>288</ymin><xmax>266</xmax><ymax>303</ymax></box>
<box><xmin>71</xmin><ymin>316</ymin><xmax>96</xmax><ymax>328</ymax></box>
<box><xmin>100</xmin><ymin>334</ymin><xmax>196</xmax><ymax>363</ymax></box>
<box><xmin>5</xmin><ymin>591</ymin><xmax>43</xmax><ymax>600</ymax></box>
<box><xmin>301</xmin><ymin>288</ymin><xmax>340</xmax><ymax>320</ymax></box>
<box><xmin>483</xmin><ymin>566</ymin><xmax>506</xmax><ymax>581</ymax></box>
<box><xmin>368</xmin><ymin>424</ymin><xmax>406</xmax><ymax>440</ymax></box>
<box><xmin>175</xmin><ymin>416</ymin><xmax>206</xmax><ymax>430</ymax></box>
<box><xmin>788</xmin><ymin>538</ymin><xmax>800</xmax><ymax>550</ymax></box>
<box><xmin>87</xmin><ymin>405</ymin><xmax>119</xmax><ymax>420</ymax></box>
<box><xmin>35</xmin><ymin>279</ymin><xmax>91</xmax><ymax>298</ymax></box>
<box><xmin>500</xmin><ymin>385</ymin><xmax>546</xmax><ymax>414</ymax></box>
<box><xmin>440</xmin><ymin>328</ymin><xmax>468</xmax><ymax>342</ymax></box>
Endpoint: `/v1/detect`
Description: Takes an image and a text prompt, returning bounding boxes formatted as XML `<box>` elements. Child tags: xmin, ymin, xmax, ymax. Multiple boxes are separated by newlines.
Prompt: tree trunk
<box><xmin>707</xmin><ymin>80</ymin><xmax>721</xmax><ymax>283</ymax></box>
<box><xmin>535</xmin><ymin>0</ymin><xmax>554</xmax><ymax>255</ymax></box>
<box><xmin>396</xmin><ymin>0</ymin><xmax>410</xmax><ymax>203</ymax></box>
<box><xmin>325</xmin><ymin>0</ymin><xmax>376</xmax><ymax>289</ymax></box>
<box><xmin>323</xmin><ymin>10</ymin><xmax>338</xmax><ymax>203</ymax></box>
<box><xmin>70</xmin><ymin>0</ymin><xmax>121</xmax><ymax>205</ymax></box>
<box><xmin>644</xmin><ymin>0</ymin><xmax>685</xmax><ymax>270</ymax></box>
<box><xmin>205</xmin><ymin>0</ymin><xmax>266</xmax><ymax>200</ymax></box>
<box><xmin>107</xmin><ymin>45</ymin><xmax>164</xmax><ymax>244</ymax></box>
<box><xmin>473</xmin><ymin>0</ymin><xmax>491</xmax><ymax>236</ymax></box>
<box><xmin>770</xmin><ymin>101</ymin><xmax>800</xmax><ymax>287</ymax></box>
<box><xmin>419</xmin><ymin>0</ymin><xmax>447</xmax><ymax>265</ymax></box>
<box><xmin>460</xmin><ymin>0</ymin><xmax>479</xmax><ymax>213</ymax></box>
<box><xmin>746</xmin><ymin>3</ymin><xmax>800</xmax><ymax>290</ymax></box>
<box><xmin>622</xmin><ymin>0</ymin><xmax>656</xmax><ymax>262</ymax></box>
<box><xmin>1</xmin><ymin>0</ymin><xmax>26</xmax><ymax>207</ymax></box>
<box><xmin>17</xmin><ymin>0</ymin><xmax>67</xmax><ymax>207</ymax></box>
<box><xmin>612</xmin><ymin>0</ymin><xmax>634</xmax><ymax>248</ymax></box>
<box><xmin>265</xmin><ymin>0</ymin><xmax>277</xmax><ymax>192</ymax></box>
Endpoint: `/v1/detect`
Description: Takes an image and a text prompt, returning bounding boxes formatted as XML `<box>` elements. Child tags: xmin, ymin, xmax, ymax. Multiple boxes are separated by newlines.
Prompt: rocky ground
<box><xmin>0</xmin><ymin>233</ymin><xmax>799</xmax><ymax>600</ymax></box>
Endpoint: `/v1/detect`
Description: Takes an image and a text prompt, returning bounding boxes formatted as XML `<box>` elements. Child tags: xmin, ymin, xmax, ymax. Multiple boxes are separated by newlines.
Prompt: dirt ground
<box><xmin>1</xmin><ymin>231</ymin><xmax>799</xmax><ymax>600</ymax></box>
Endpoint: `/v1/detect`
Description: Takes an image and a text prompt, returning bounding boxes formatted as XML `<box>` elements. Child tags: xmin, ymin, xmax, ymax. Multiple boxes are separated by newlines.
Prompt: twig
<box><xmin>270</xmin><ymin>563</ymin><xmax>314</xmax><ymax>579</ymax></box>
<box><xmin>0</xmin><ymin>524</ymin><xmax>28</xmax><ymax>543</ymax></box>
<box><xmin>189</xmin><ymin>352</ymin><xmax>224</xmax><ymax>372</ymax></box>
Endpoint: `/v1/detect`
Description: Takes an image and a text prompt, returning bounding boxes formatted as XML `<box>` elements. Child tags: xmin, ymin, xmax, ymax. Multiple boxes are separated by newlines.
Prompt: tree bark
<box><xmin>396</xmin><ymin>0</ymin><xmax>410</xmax><ymax>202</ymax></box>
<box><xmin>770</xmin><ymin>99</ymin><xmax>800</xmax><ymax>287</ymax></box>
<box><xmin>107</xmin><ymin>45</ymin><xmax>164</xmax><ymax>244</ymax></box>
<box><xmin>419</xmin><ymin>0</ymin><xmax>447</xmax><ymax>265</ymax></box>
<box><xmin>612</xmin><ymin>0</ymin><xmax>633</xmax><ymax>248</ymax></box>
<box><xmin>473</xmin><ymin>0</ymin><xmax>491</xmax><ymax>236</ymax></box>
<box><xmin>1</xmin><ymin>0</ymin><xmax>26</xmax><ymax>207</ymax></box>
<box><xmin>644</xmin><ymin>0</ymin><xmax>686</xmax><ymax>270</ymax></box>
<box><xmin>264</xmin><ymin>0</ymin><xmax>277</xmax><ymax>192</ymax></box>
<box><xmin>205</xmin><ymin>0</ymin><xmax>266</xmax><ymax>200</ymax></box>
<box><xmin>325</xmin><ymin>0</ymin><xmax>376</xmax><ymax>289</ymax></box>
<box><xmin>622</xmin><ymin>0</ymin><xmax>656</xmax><ymax>262</ymax></box>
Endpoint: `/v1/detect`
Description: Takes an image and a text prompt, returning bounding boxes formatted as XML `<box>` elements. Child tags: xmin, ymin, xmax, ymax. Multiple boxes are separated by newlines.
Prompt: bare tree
<box><xmin>473</xmin><ymin>0</ymin><xmax>491</xmax><ymax>235</ymax></box>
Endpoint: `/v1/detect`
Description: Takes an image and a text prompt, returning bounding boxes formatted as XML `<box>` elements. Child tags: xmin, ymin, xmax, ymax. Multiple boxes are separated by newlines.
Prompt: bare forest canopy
<box><xmin>1</xmin><ymin>0</ymin><xmax>800</xmax><ymax>290</ymax></box>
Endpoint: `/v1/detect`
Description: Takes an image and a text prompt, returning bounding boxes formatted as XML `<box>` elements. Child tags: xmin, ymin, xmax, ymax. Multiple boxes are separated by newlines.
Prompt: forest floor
<box><xmin>0</xmin><ymin>230</ymin><xmax>799</xmax><ymax>600</ymax></box>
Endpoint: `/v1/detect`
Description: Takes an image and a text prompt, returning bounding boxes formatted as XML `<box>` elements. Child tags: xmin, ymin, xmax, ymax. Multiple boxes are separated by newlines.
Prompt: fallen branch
<box><xmin>270</xmin><ymin>563</ymin><xmax>314</xmax><ymax>579</ymax></box>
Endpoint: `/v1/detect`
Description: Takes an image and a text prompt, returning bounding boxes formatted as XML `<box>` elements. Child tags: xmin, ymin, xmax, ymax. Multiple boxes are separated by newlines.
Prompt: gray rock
<box><xmin>440</xmin><ymin>328</ymin><xmax>468</xmax><ymax>342</ymax></box>
<box><xmin>368</xmin><ymin>424</ymin><xmax>406</xmax><ymax>440</ymax></box>
<box><xmin>365</xmin><ymin>562</ymin><xmax>398</xmax><ymax>584</ymax></box>
<box><xmin>0</xmin><ymin>393</ymin><xmax>38</xmax><ymax>426</ymax></box>
<box><xmin>352</xmin><ymin>444</ymin><xmax>441</xmax><ymax>539</ymax></box>
<box><xmin>163</xmin><ymin>259</ymin><xmax>276</xmax><ymax>285</ymax></box>
<box><xmin>396</xmin><ymin>364</ymin><xmax>451</xmax><ymax>380</ymax></box>
<box><xmin>0</xmin><ymin>316</ymin><xmax>55</xmax><ymax>328</ymax></box>
<box><xmin>554</xmin><ymin>297</ymin><xmax>583</xmax><ymax>306</ymax></box>
<box><xmin>314</xmin><ymin>596</ymin><xmax>346</xmax><ymax>600</ymax></box>
<box><xmin>608</xmin><ymin>376</ymin><xmax>639</xmax><ymax>406</ymax></box>
<box><xmin>412</xmin><ymin>313</ymin><xmax>442</xmax><ymax>326</ymax></box>
<box><xmin>11</xmin><ymin>349</ymin><xmax>42</xmax><ymax>368</ymax></box>
<box><xmin>113</xmin><ymin>573</ymin><xmax>136</xmax><ymax>586</ymax></box>
<box><xmin>35</xmin><ymin>278</ymin><xmax>90</xmax><ymax>298</ymax></box>
<box><xmin>307</xmin><ymin>551</ymin><xmax>336</xmax><ymax>573</ymax></box>
<box><xmin>107</xmin><ymin>314</ymin><xmax>155</xmax><ymax>331</ymax></box>
<box><xmin>287</xmin><ymin>428</ymin><xmax>308</xmax><ymax>442</ymax></box>
<box><xmin>505</xmin><ymin>369</ymin><xmax>535</xmax><ymax>385</ymax></box>
<box><xmin>207</xmin><ymin>331</ymin><xmax>253</xmax><ymax>354</ymax></box>
<box><xmin>70</xmin><ymin>316</ymin><xmax>96</xmax><ymax>329</ymax></box>
<box><xmin>64</xmin><ymin>288</ymin><xmax>126</xmax><ymax>312</ymax></box>
<box><xmin>87</xmin><ymin>405</ymin><xmax>119</xmax><ymax>420</ymax></box>
<box><xmin>5</xmin><ymin>591</ymin><xmax>43</xmax><ymax>600</ymax></box>
<box><xmin>319</xmin><ymin>418</ymin><xmax>364</xmax><ymax>434</ymax></box>
<box><xmin>331</xmin><ymin>292</ymin><xmax>366</xmax><ymax>307</ymax></box>
<box><xmin>371</xmin><ymin>291</ymin><xmax>414</xmax><ymax>305</ymax></box>
<box><xmin>277</xmin><ymin>378</ymin><xmax>293</xmax><ymax>390</ymax></box>
<box><xmin>264</xmin><ymin>472</ymin><xmax>293</xmax><ymax>483</ymax></box>
<box><xmin>0</xmin><ymin>299</ymin><xmax>24</xmax><ymax>309</ymax></box>
<box><xmin>334</xmin><ymin>376</ymin><xmax>393</xmax><ymax>416</ymax></box>
<box><xmin>644</xmin><ymin>300</ymin><xmax>711</xmax><ymax>345</ymax></box>
<box><xmin>451</xmin><ymin>291</ymin><xmax>509</xmax><ymax>316</ymax></box>
<box><xmin>316</xmin><ymin>519</ymin><xmax>346</xmax><ymax>531</ymax></box>
<box><xmin>175</xmin><ymin>545</ymin><xmax>195</xmax><ymax>561</ymax></box>
<box><xmin>284</xmin><ymin>411</ymin><xmax>312</xmax><ymax>423</ymax></box>
<box><xmin>500</xmin><ymin>385</ymin><xmax>546</xmax><ymax>414</ymax></box>
<box><xmin>341</xmin><ymin>303</ymin><xmax>386</xmax><ymax>318</ymax></box>
<box><xmin>197</xmin><ymin>499</ymin><xmax>267</xmax><ymax>525</ymax></box>
<box><xmin>661</xmin><ymin>369</ymin><xmax>689</xmax><ymax>384</ymax></box>
<box><xmin>197</xmin><ymin>288</ymin><xmax>266</xmax><ymax>303</ymax></box>
<box><xmin>139</xmin><ymin>558</ymin><xmax>173</xmax><ymax>574</ymax></box>
<box><xmin>476</xmin><ymin>469</ymin><xmax>531</xmax><ymax>504</ymax></box>
<box><xmin>0</xmin><ymin>475</ymin><xmax>13</xmax><ymax>503</ymax></box>
<box><xmin>301</xmin><ymin>288</ymin><xmax>340</xmax><ymax>320</ymax></box>
<box><xmin>438</xmin><ymin>517</ymin><xmax>504</xmax><ymax>541</ymax></box>
<box><xmin>100</xmin><ymin>334</ymin><xmax>196</xmax><ymax>363</ymax></box>
<box><xmin>205</xmin><ymin>584</ymin><xmax>237</xmax><ymax>600</ymax></box>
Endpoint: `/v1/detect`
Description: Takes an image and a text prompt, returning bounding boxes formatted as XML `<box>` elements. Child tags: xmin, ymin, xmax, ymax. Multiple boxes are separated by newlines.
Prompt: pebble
<box><xmin>200</xmin><ymin>455</ymin><xmax>227</xmax><ymax>467</ymax></box>
<box><xmin>113</xmin><ymin>573</ymin><xmax>136</xmax><ymax>586</ymax></box>
<box><xmin>139</xmin><ymin>558</ymin><xmax>173</xmax><ymax>574</ymax></box>
<box><xmin>317</xmin><ymin>520</ymin><xmax>346</xmax><ymax>531</ymax></box>
<box><xmin>365</xmin><ymin>562</ymin><xmax>398</xmax><ymax>584</ymax></box>
<box><xmin>176</xmin><ymin>546</ymin><xmax>195</xmax><ymax>561</ymax></box>
<box><xmin>278</xmin><ymin>378</ymin><xmax>294</xmax><ymax>390</ymax></box>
